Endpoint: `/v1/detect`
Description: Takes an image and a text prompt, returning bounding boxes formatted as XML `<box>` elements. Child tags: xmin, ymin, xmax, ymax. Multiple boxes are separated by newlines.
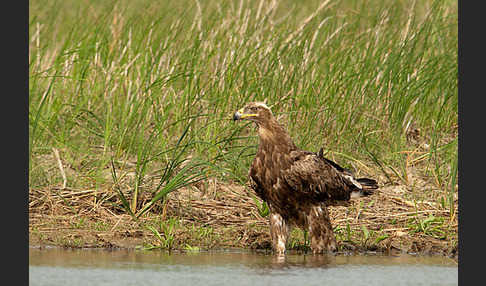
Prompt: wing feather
<box><xmin>282</xmin><ymin>151</ymin><xmax>358</xmax><ymax>201</ymax></box>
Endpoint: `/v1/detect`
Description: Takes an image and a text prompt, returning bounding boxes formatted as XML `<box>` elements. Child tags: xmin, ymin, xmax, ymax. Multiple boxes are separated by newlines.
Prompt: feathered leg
<box><xmin>307</xmin><ymin>204</ymin><xmax>337</xmax><ymax>254</ymax></box>
<box><xmin>269</xmin><ymin>212</ymin><xmax>289</xmax><ymax>254</ymax></box>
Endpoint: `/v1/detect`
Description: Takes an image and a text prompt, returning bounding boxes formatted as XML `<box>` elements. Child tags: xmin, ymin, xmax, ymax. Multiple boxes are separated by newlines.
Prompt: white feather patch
<box><xmin>350</xmin><ymin>190</ymin><xmax>362</xmax><ymax>198</ymax></box>
<box><xmin>343</xmin><ymin>174</ymin><xmax>363</xmax><ymax>189</ymax></box>
<box><xmin>277</xmin><ymin>236</ymin><xmax>286</xmax><ymax>250</ymax></box>
<box><xmin>254</xmin><ymin>102</ymin><xmax>270</xmax><ymax>109</ymax></box>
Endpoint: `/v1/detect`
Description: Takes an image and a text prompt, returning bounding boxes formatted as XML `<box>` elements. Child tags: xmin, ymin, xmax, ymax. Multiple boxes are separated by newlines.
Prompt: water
<box><xmin>29</xmin><ymin>247</ymin><xmax>457</xmax><ymax>286</ymax></box>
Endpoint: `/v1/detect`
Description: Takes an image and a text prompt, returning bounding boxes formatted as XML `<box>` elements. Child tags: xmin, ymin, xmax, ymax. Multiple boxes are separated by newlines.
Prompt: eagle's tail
<box><xmin>357</xmin><ymin>178</ymin><xmax>378</xmax><ymax>191</ymax></box>
<box><xmin>350</xmin><ymin>178</ymin><xmax>378</xmax><ymax>198</ymax></box>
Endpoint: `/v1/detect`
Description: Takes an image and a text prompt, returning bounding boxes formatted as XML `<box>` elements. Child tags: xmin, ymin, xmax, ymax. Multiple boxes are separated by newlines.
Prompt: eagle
<box><xmin>233</xmin><ymin>102</ymin><xmax>378</xmax><ymax>254</ymax></box>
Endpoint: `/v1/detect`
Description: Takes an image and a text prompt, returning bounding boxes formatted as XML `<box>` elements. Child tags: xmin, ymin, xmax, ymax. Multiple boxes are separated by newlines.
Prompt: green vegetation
<box><xmin>143</xmin><ymin>218</ymin><xmax>178</xmax><ymax>250</ymax></box>
<box><xmin>29</xmin><ymin>0</ymin><xmax>457</xmax><ymax>253</ymax></box>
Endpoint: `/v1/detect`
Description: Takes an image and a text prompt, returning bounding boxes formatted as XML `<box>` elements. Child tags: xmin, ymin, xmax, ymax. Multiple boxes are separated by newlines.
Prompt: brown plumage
<box><xmin>233</xmin><ymin>102</ymin><xmax>378</xmax><ymax>254</ymax></box>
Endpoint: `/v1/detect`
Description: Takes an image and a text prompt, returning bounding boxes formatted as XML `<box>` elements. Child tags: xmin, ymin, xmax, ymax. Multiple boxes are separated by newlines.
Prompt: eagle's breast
<box><xmin>249</xmin><ymin>135</ymin><xmax>296</xmax><ymax>209</ymax></box>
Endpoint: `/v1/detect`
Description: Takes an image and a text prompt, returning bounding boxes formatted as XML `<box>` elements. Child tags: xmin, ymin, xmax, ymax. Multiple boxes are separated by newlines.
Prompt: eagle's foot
<box><xmin>275</xmin><ymin>247</ymin><xmax>286</xmax><ymax>255</ymax></box>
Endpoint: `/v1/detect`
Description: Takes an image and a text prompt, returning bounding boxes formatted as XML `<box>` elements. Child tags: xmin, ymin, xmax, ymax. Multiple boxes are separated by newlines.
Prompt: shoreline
<box><xmin>29</xmin><ymin>180</ymin><xmax>458</xmax><ymax>260</ymax></box>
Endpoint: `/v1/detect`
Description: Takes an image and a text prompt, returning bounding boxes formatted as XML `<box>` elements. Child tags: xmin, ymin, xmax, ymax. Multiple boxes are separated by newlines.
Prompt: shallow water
<box><xmin>29</xmin><ymin>247</ymin><xmax>457</xmax><ymax>286</ymax></box>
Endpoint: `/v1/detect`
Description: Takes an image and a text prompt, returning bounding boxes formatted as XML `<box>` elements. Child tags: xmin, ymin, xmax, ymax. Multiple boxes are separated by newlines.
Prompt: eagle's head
<box><xmin>233</xmin><ymin>101</ymin><xmax>296</xmax><ymax>149</ymax></box>
<box><xmin>232</xmin><ymin>102</ymin><xmax>273</xmax><ymax>125</ymax></box>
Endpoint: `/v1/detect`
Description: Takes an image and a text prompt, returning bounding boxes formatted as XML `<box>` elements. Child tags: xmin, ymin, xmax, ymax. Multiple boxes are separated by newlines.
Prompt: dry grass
<box><xmin>29</xmin><ymin>167</ymin><xmax>458</xmax><ymax>258</ymax></box>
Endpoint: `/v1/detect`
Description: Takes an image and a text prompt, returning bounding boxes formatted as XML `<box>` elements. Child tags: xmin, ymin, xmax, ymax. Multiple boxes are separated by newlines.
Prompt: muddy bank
<box><xmin>29</xmin><ymin>179</ymin><xmax>458</xmax><ymax>259</ymax></box>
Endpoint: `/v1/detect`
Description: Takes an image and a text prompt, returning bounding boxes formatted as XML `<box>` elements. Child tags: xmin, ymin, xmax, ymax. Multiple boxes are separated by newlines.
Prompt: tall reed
<box><xmin>29</xmin><ymin>0</ymin><xmax>457</xmax><ymax>213</ymax></box>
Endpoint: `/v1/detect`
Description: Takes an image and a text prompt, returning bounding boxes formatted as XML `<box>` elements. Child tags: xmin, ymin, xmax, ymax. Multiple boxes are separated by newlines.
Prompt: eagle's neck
<box><xmin>257</xmin><ymin>117</ymin><xmax>297</xmax><ymax>154</ymax></box>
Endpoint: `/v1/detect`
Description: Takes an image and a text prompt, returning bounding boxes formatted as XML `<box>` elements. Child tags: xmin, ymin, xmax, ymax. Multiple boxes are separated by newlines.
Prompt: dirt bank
<box><xmin>29</xmin><ymin>178</ymin><xmax>458</xmax><ymax>259</ymax></box>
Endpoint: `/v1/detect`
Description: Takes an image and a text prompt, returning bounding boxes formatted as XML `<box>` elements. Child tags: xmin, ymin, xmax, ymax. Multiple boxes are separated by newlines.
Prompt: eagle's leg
<box><xmin>269</xmin><ymin>212</ymin><xmax>289</xmax><ymax>255</ymax></box>
<box><xmin>307</xmin><ymin>205</ymin><xmax>337</xmax><ymax>254</ymax></box>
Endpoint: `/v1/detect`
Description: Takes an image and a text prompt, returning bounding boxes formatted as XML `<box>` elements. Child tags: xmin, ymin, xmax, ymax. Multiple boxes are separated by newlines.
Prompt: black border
<box><xmin>5</xmin><ymin>0</ymin><xmax>29</xmax><ymax>285</ymax></box>
<box><xmin>458</xmin><ymin>0</ymin><xmax>479</xmax><ymax>285</ymax></box>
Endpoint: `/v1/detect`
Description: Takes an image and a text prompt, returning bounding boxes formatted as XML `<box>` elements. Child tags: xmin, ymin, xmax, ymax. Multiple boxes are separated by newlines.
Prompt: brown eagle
<box><xmin>233</xmin><ymin>102</ymin><xmax>378</xmax><ymax>254</ymax></box>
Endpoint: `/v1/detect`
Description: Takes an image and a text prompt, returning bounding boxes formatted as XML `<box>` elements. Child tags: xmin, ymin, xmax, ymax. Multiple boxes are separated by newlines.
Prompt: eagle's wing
<box><xmin>281</xmin><ymin>150</ymin><xmax>361</xmax><ymax>201</ymax></box>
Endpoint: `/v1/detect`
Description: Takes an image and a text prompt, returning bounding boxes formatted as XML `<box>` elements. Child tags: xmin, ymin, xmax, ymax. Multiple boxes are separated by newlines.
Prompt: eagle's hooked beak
<box><xmin>233</xmin><ymin>108</ymin><xmax>257</xmax><ymax>121</ymax></box>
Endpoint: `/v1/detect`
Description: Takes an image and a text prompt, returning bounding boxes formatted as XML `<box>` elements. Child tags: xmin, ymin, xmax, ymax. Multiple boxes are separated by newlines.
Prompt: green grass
<box><xmin>29</xmin><ymin>0</ymin><xmax>457</xmax><ymax>215</ymax></box>
<box><xmin>143</xmin><ymin>218</ymin><xmax>178</xmax><ymax>250</ymax></box>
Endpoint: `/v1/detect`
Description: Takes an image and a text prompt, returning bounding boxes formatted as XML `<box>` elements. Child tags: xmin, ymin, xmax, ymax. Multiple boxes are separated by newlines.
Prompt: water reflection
<box><xmin>265</xmin><ymin>253</ymin><xmax>333</xmax><ymax>268</ymax></box>
<box><xmin>29</xmin><ymin>247</ymin><xmax>456</xmax><ymax>269</ymax></box>
<box><xmin>247</xmin><ymin>253</ymin><xmax>334</xmax><ymax>277</ymax></box>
